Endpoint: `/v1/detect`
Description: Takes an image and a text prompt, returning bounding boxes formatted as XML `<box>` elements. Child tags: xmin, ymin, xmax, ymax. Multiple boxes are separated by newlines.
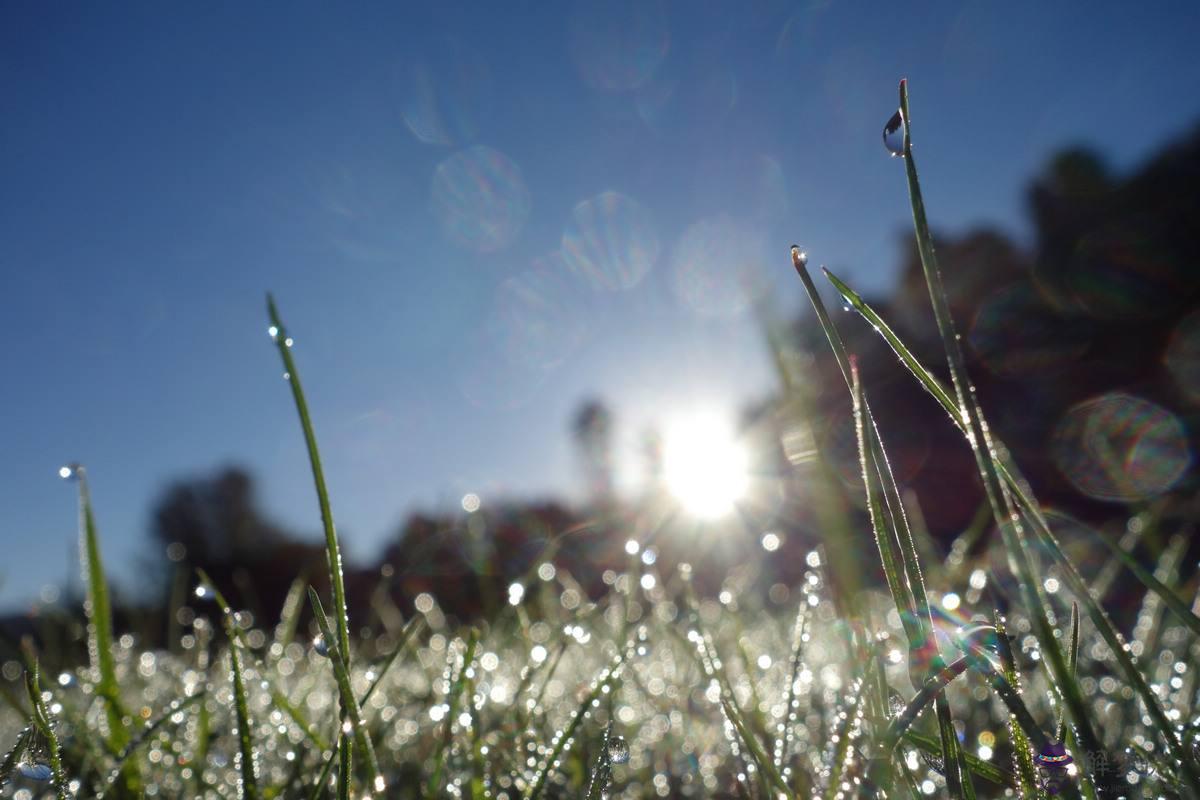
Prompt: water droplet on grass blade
<box><xmin>608</xmin><ymin>735</ymin><xmax>630</xmax><ymax>764</ymax></box>
<box><xmin>17</xmin><ymin>762</ymin><xmax>52</xmax><ymax>781</ymax></box>
<box><xmin>194</xmin><ymin>585</ymin><xmax>213</xmax><ymax>602</ymax></box>
<box><xmin>313</xmin><ymin>635</ymin><xmax>330</xmax><ymax>657</ymax></box>
<box><xmin>883</xmin><ymin>109</ymin><xmax>905</xmax><ymax>156</ymax></box>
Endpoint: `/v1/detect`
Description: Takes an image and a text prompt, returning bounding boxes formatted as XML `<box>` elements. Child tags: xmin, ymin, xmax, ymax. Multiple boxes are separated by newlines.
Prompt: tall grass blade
<box><xmin>268</xmin><ymin>296</ymin><xmax>360</xmax><ymax>800</ymax></box>
<box><xmin>266</xmin><ymin>295</ymin><xmax>351</xmax><ymax>657</ymax></box>
<box><xmin>793</xmin><ymin>248</ymin><xmax>965</xmax><ymax>797</ymax></box>
<box><xmin>427</xmin><ymin>629</ymin><xmax>479</xmax><ymax>796</ymax></box>
<box><xmin>197</xmin><ymin>570</ymin><xmax>260</xmax><ymax>800</ymax></box>
<box><xmin>69</xmin><ymin>467</ymin><xmax>130</xmax><ymax>749</ymax></box>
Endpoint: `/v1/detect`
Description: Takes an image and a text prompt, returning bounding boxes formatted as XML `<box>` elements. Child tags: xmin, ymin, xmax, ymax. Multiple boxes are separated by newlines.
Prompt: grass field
<box><xmin>2</xmin><ymin>81</ymin><xmax>1198</xmax><ymax>800</ymax></box>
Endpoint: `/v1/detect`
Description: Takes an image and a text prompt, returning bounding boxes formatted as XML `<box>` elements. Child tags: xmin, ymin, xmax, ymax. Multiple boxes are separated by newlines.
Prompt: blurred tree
<box><xmin>149</xmin><ymin>467</ymin><xmax>327</xmax><ymax>626</ymax></box>
<box><xmin>572</xmin><ymin>399</ymin><xmax>615</xmax><ymax>504</ymax></box>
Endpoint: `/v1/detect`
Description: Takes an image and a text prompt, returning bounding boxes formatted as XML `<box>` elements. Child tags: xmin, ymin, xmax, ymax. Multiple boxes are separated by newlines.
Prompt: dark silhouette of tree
<box><xmin>572</xmin><ymin>399</ymin><xmax>614</xmax><ymax>504</ymax></box>
<box><xmin>149</xmin><ymin>467</ymin><xmax>327</xmax><ymax>625</ymax></box>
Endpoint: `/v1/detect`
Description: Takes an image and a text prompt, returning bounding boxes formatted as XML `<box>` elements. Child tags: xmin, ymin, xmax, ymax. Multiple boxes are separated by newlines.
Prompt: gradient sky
<box><xmin>3</xmin><ymin>1</ymin><xmax>1200</xmax><ymax>608</ymax></box>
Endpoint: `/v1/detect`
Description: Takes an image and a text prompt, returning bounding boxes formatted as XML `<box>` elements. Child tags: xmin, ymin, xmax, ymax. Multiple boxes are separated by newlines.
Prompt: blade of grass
<box><xmin>851</xmin><ymin>359</ymin><xmax>922</xmax><ymax>653</ymax></box>
<box><xmin>903</xmin><ymin>731</ymin><xmax>1013</xmax><ymax>787</ymax></box>
<box><xmin>308</xmin><ymin>589</ymin><xmax>385</xmax><ymax>797</ymax></box>
<box><xmin>1094</xmin><ymin>529</ymin><xmax>1200</xmax><ymax>638</ymax></box>
<box><xmin>68</xmin><ymin>467</ymin><xmax>132</xmax><ymax>756</ymax></box>
<box><xmin>426</xmin><ymin>629</ymin><xmax>478</xmax><ymax>796</ymax></box>
<box><xmin>991</xmin><ymin>614</ymin><xmax>1039</xmax><ymax>799</ymax></box>
<box><xmin>197</xmin><ymin>570</ymin><xmax>260</xmax><ymax>800</ymax></box>
<box><xmin>0</xmin><ymin>727</ymin><xmax>32</xmax><ymax>789</ymax></box>
<box><xmin>1057</xmin><ymin>603</ymin><xmax>1081</xmax><ymax>744</ymax></box>
<box><xmin>772</xmin><ymin>593</ymin><xmax>811</xmax><ymax>777</ymax></box>
<box><xmin>97</xmin><ymin>692</ymin><xmax>206</xmax><ymax>797</ymax></box>
<box><xmin>526</xmin><ymin>642</ymin><xmax>633</xmax><ymax>800</ymax></box>
<box><xmin>273</xmin><ymin>573</ymin><xmax>309</xmax><ymax>648</ymax></box>
<box><xmin>360</xmin><ymin>614</ymin><xmax>425</xmax><ymax>710</ymax></box>
<box><xmin>268</xmin><ymin>296</ymin><xmax>359</xmax><ymax>800</ymax></box>
<box><xmin>793</xmin><ymin>247</ymin><xmax>966</xmax><ymax>797</ymax></box>
<box><xmin>23</xmin><ymin>667</ymin><xmax>68</xmax><ymax>800</ymax></box>
<box><xmin>266</xmin><ymin>296</ymin><xmax>351</xmax><ymax>657</ymax></box>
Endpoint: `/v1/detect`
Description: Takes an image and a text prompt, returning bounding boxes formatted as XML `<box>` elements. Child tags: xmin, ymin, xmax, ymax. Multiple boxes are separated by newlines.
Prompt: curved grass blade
<box><xmin>309</xmin><ymin>589</ymin><xmax>384</xmax><ymax>797</ymax></box>
<box><xmin>267</xmin><ymin>295</ymin><xmax>351</xmax><ymax>657</ymax></box>
<box><xmin>23</xmin><ymin>667</ymin><xmax>68</xmax><ymax>800</ymax></box>
<box><xmin>360</xmin><ymin>614</ymin><xmax>425</xmax><ymax>710</ymax></box>
<box><xmin>0</xmin><ymin>727</ymin><xmax>32</xmax><ymax>790</ymax></box>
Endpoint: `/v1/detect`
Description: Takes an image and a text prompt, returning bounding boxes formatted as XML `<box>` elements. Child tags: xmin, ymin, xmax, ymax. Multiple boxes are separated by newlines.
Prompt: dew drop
<box><xmin>790</xmin><ymin>245</ymin><xmax>808</xmax><ymax>269</ymax></box>
<box><xmin>313</xmin><ymin>635</ymin><xmax>330</xmax><ymax>657</ymax></box>
<box><xmin>883</xmin><ymin>109</ymin><xmax>905</xmax><ymax>157</ymax></box>
<box><xmin>17</xmin><ymin>762</ymin><xmax>52</xmax><ymax>781</ymax></box>
<box><xmin>193</xmin><ymin>585</ymin><xmax>214</xmax><ymax>602</ymax></box>
<box><xmin>607</xmin><ymin>734</ymin><xmax>630</xmax><ymax>764</ymax></box>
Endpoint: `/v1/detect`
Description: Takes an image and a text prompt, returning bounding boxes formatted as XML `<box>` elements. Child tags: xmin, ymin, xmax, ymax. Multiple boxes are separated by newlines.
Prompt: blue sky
<box><xmin>3</xmin><ymin>1</ymin><xmax>1199</xmax><ymax>607</ymax></box>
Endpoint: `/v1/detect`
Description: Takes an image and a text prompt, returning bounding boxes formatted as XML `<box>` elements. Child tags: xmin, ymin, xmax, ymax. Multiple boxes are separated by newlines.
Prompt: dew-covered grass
<box><xmin>3</xmin><ymin>81</ymin><xmax>1200</xmax><ymax>799</ymax></box>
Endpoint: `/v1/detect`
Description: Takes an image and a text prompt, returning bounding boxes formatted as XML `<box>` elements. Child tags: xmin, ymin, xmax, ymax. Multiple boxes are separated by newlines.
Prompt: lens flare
<box><xmin>484</xmin><ymin>256</ymin><xmax>591</xmax><ymax>370</ymax></box>
<box><xmin>561</xmin><ymin>191</ymin><xmax>660</xmax><ymax>292</ymax></box>
<box><xmin>431</xmin><ymin>146</ymin><xmax>530</xmax><ymax>252</ymax></box>
<box><xmin>1051</xmin><ymin>392</ymin><xmax>1190</xmax><ymax>502</ymax></box>
<box><xmin>400</xmin><ymin>39</ymin><xmax>491</xmax><ymax>147</ymax></box>
<box><xmin>661</xmin><ymin>413</ymin><xmax>749</xmax><ymax>519</ymax></box>
<box><xmin>669</xmin><ymin>215</ymin><xmax>766</xmax><ymax>317</ymax></box>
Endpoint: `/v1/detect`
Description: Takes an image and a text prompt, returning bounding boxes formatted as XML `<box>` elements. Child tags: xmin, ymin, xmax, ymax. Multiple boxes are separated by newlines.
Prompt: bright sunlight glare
<box><xmin>661</xmin><ymin>414</ymin><xmax>749</xmax><ymax>519</ymax></box>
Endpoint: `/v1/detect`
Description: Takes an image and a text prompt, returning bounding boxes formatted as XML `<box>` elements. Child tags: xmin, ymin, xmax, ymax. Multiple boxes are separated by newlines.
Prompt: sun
<box><xmin>661</xmin><ymin>413</ymin><xmax>750</xmax><ymax>519</ymax></box>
